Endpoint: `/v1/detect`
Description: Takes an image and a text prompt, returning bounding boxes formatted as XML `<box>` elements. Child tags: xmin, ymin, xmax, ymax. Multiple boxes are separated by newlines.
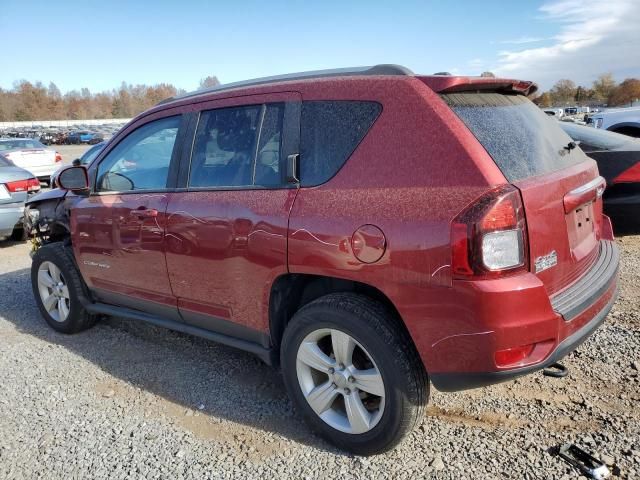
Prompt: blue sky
<box><xmin>1</xmin><ymin>0</ymin><xmax>638</xmax><ymax>93</ymax></box>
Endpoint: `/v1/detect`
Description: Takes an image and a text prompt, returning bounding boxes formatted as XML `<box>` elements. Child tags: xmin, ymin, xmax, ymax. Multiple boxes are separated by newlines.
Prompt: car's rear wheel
<box><xmin>31</xmin><ymin>242</ymin><xmax>96</xmax><ymax>333</ymax></box>
<box><xmin>281</xmin><ymin>293</ymin><xmax>428</xmax><ymax>455</ymax></box>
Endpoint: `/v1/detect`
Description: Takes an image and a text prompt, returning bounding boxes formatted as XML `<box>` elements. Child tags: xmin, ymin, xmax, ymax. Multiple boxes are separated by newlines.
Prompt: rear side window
<box><xmin>189</xmin><ymin>103</ymin><xmax>285</xmax><ymax>188</ymax></box>
<box><xmin>442</xmin><ymin>93</ymin><xmax>586</xmax><ymax>182</ymax></box>
<box><xmin>300</xmin><ymin>101</ymin><xmax>381</xmax><ymax>186</ymax></box>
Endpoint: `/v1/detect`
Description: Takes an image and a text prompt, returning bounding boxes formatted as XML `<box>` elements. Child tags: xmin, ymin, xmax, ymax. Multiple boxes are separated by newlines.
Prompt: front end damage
<box><xmin>23</xmin><ymin>190</ymin><xmax>77</xmax><ymax>251</ymax></box>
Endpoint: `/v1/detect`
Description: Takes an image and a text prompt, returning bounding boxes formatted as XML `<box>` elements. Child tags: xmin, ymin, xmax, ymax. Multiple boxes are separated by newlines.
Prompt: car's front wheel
<box><xmin>31</xmin><ymin>242</ymin><xmax>96</xmax><ymax>334</ymax></box>
<box><xmin>281</xmin><ymin>293</ymin><xmax>428</xmax><ymax>455</ymax></box>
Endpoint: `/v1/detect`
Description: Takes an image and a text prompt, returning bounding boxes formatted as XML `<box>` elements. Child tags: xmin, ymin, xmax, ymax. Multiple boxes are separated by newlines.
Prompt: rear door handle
<box><xmin>563</xmin><ymin>176</ymin><xmax>606</xmax><ymax>213</ymax></box>
<box><xmin>130</xmin><ymin>208</ymin><xmax>158</xmax><ymax>218</ymax></box>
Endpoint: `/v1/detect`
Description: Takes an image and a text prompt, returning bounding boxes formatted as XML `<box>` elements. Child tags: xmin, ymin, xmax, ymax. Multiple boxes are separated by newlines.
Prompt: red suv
<box><xmin>27</xmin><ymin>65</ymin><xmax>619</xmax><ymax>455</ymax></box>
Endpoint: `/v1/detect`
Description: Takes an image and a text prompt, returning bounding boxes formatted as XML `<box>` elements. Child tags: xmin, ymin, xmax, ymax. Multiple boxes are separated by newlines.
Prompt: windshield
<box><xmin>0</xmin><ymin>139</ymin><xmax>46</xmax><ymax>151</ymax></box>
<box><xmin>559</xmin><ymin>121</ymin><xmax>638</xmax><ymax>152</ymax></box>
<box><xmin>81</xmin><ymin>143</ymin><xmax>104</xmax><ymax>164</ymax></box>
<box><xmin>441</xmin><ymin>92</ymin><xmax>587</xmax><ymax>182</ymax></box>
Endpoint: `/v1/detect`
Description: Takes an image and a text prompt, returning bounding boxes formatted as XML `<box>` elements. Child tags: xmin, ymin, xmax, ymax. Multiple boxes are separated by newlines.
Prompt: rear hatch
<box><xmin>442</xmin><ymin>92</ymin><xmax>603</xmax><ymax>295</ymax></box>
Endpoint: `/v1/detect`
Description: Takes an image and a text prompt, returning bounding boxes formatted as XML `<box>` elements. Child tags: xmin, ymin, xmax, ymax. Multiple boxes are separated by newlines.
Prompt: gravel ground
<box><xmin>0</xmin><ymin>235</ymin><xmax>638</xmax><ymax>479</ymax></box>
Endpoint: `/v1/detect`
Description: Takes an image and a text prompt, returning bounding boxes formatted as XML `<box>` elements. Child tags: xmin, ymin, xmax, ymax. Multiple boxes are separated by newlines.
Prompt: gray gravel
<box><xmin>0</xmin><ymin>236</ymin><xmax>639</xmax><ymax>479</ymax></box>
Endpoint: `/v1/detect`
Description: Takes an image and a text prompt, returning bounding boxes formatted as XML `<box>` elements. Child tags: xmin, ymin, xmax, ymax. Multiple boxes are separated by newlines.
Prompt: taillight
<box><xmin>613</xmin><ymin>162</ymin><xmax>640</xmax><ymax>184</ymax></box>
<box><xmin>5</xmin><ymin>178</ymin><xmax>40</xmax><ymax>193</ymax></box>
<box><xmin>451</xmin><ymin>185</ymin><xmax>528</xmax><ymax>279</ymax></box>
<box><xmin>28</xmin><ymin>178</ymin><xmax>41</xmax><ymax>191</ymax></box>
<box><xmin>55</xmin><ymin>152</ymin><xmax>63</xmax><ymax>162</ymax></box>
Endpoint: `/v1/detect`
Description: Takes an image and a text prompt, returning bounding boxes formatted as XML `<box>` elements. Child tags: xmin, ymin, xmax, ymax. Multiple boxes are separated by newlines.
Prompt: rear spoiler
<box><xmin>418</xmin><ymin>76</ymin><xmax>538</xmax><ymax>97</ymax></box>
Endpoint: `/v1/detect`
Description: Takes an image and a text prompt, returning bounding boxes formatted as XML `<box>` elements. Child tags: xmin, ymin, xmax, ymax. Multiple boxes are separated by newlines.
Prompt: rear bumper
<box><xmin>431</xmin><ymin>285</ymin><xmax>617</xmax><ymax>391</ymax></box>
<box><xmin>423</xmin><ymin>240</ymin><xmax>619</xmax><ymax>391</ymax></box>
<box><xmin>0</xmin><ymin>203</ymin><xmax>25</xmax><ymax>237</ymax></box>
<box><xmin>21</xmin><ymin>165</ymin><xmax>57</xmax><ymax>179</ymax></box>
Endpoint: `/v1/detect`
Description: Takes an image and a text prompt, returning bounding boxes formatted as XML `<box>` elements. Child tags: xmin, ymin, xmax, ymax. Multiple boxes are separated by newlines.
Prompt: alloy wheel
<box><xmin>296</xmin><ymin>328</ymin><xmax>385</xmax><ymax>434</ymax></box>
<box><xmin>37</xmin><ymin>261</ymin><xmax>70</xmax><ymax>323</ymax></box>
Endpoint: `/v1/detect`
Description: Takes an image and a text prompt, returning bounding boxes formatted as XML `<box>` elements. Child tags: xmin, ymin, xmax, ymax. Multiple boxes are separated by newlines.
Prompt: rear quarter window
<box><xmin>442</xmin><ymin>93</ymin><xmax>587</xmax><ymax>182</ymax></box>
<box><xmin>300</xmin><ymin>101</ymin><xmax>381</xmax><ymax>187</ymax></box>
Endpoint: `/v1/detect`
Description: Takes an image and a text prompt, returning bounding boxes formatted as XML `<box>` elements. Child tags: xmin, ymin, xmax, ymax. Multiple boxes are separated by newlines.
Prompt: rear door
<box><xmin>165</xmin><ymin>93</ymin><xmax>300</xmax><ymax>340</ymax></box>
<box><xmin>443</xmin><ymin>93</ymin><xmax>604</xmax><ymax>295</ymax></box>
<box><xmin>73</xmin><ymin>114</ymin><xmax>187</xmax><ymax>319</ymax></box>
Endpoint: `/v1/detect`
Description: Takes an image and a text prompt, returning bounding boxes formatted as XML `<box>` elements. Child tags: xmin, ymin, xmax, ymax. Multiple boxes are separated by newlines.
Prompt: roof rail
<box><xmin>158</xmin><ymin>64</ymin><xmax>414</xmax><ymax>105</ymax></box>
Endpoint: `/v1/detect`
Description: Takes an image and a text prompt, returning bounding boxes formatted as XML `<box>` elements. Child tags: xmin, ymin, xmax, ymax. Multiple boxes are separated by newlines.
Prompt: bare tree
<box><xmin>550</xmin><ymin>79</ymin><xmax>577</xmax><ymax>104</ymax></box>
<box><xmin>199</xmin><ymin>76</ymin><xmax>221</xmax><ymax>89</ymax></box>
<box><xmin>592</xmin><ymin>73</ymin><xmax>617</xmax><ymax>103</ymax></box>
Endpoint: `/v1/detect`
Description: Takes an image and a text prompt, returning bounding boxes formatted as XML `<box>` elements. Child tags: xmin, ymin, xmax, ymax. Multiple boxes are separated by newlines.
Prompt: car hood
<box><xmin>25</xmin><ymin>187</ymin><xmax>69</xmax><ymax>206</ymax></box>
<box><xmin>0</xmin><ymin>165</ymin><xmax>36</xmax><ymax>182</ymax></box>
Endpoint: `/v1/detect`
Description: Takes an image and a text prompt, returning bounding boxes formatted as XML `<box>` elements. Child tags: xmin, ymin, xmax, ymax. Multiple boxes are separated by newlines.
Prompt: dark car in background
<box><xmin>560</xmin><ymin>122</ymin><xmax>640</xmax><ymax>228</ymax></box>
<box><xmin>0</xmin><ymin>154</ymin><xmax>40</xmax><ymax>240</ymax></box>
<box><xmin>66</xmin><ymin>131</ymin><xmax>103</xmax><ymax>145</ymax></box>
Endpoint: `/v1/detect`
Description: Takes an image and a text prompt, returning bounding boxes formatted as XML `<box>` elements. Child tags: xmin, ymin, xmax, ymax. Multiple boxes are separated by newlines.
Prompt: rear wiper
<box><xmin>564</xmin><ymin>141</ymin><xmax>579</xmax><ymax>153</ymax></box>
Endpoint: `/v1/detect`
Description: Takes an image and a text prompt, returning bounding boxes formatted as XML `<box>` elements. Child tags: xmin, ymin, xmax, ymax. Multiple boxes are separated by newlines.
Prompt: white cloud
<box><xmin>492</xmin><ymin>0</ymin><xmax>640</xmax><ymax>90</ymax></box>
<box><xmin>497</xmin><ymin>36</ymin><xmax>549</xmax><ymax>45</ymax></box>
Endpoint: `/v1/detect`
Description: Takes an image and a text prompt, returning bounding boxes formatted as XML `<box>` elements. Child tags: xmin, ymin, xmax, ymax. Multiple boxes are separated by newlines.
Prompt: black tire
<box><xmin>281</xmin><ymin>293</ymin><xmax>428</xmax><ymax>455</ymax></box>
<box><xmin>31</xmin><ymin>242</ymin><xmax>96</xmax><ymax>334</ymax></box>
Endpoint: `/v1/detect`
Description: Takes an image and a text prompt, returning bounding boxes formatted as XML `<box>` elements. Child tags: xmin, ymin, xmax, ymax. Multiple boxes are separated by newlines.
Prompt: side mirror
<box><xmin>58</xmin><ymin>166</ymin><xmax>89</xmax><ymax>192</ymax></box>
<box><xmin>72</xmin><ymin>158</ymin><xmax>81</xmax><ymax>166</ymax></box>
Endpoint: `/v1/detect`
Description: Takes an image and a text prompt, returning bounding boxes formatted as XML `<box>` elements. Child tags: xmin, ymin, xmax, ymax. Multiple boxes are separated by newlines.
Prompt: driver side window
<box><xmin>96</xmin><ymin>116</ymin><xmax>181</xmax><ymax>192</ymax></box>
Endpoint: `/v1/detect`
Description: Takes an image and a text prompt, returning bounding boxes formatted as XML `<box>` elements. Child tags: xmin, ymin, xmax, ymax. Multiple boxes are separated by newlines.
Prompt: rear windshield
<box><xmin>0</xmin><ymin>139</ymin><xmax>46</xmax><ymax>151</ymax></box>
<box><xmin>559</xmin><ymin>121</ymin><xmax>639</xmax><ymax>152</ymax></box>
<box><xmin>442</xmin><ymin>93</ymin><xmax>586</xmax><ymax>182</ymax></box>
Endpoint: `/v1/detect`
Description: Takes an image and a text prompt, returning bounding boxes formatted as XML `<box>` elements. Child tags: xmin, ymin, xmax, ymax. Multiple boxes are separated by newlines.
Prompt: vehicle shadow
<box><xmin>0</xmin><ymin>239</ymin><xmax>26</xmax><ymax>249</ymax></box>
<box><xmin>0</xmin><ymin>267</ymin><xmax>342</xmax><ymax>455</ymax></box>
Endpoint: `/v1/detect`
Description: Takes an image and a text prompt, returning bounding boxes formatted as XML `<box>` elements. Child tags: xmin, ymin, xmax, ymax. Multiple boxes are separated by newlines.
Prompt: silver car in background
<box><xmin>0</xmin><ymin>154</ymin><xmax>41</xmax><ymax>240</ymax></box>
<box><xmin>0</xmin><ymin>138</ymin><xmax>60</xmax><ymax>185</ymax></box>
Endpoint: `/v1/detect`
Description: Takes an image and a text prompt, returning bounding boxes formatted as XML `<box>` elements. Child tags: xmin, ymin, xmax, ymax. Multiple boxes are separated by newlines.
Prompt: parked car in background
<box><xmin>50</xmin><ymin>141</ymin><xmax>106</xmax><ymax>187</ymax></box>
<box><xmin>25</xmin><ymin>65</ymin><xmax>619</xmax><ymax>455</ymax></box>
<box><xmin>560</xmin><ymin>121</ymin><xmax>640</xmax><ymax>227</ymax></box>
<box><xmin>65</xmin><ymin>131</ymin><xmax>103</xmax><ymax>145</ymax></box>
<box><xmin>0</xmin><ymin>138</ymin><xmax>61</xmax><ymax>185</ymax></box>
<box><xmin>0</xmin><ymin>154</ymin><xmax>40</xmax><ymax>240</ymax></box>
<box><xmin>39</xmin><ymin>131</ymin><xmax>56</xmax><ymax>145</ymax></box>
<box><xmin>587</xmin><ymin>107</ymin><xmax>640</xmax><ymax>137</ymax></box>
<box><xmin>543</xmin><ymin>108</ymin><xmax>564</xmax><ymax>118</ymax></box>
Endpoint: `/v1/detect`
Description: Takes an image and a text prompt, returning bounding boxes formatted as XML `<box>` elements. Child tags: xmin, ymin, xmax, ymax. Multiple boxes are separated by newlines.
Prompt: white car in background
<box><xmin>587</xmin><ymin>107</ymin><xmax>640</xmax><ymax>138</ymax></box>
<box><xmin>0</xmin><ymin>138</ymin><xmax>61</xmax><ymax>185</ymax></box>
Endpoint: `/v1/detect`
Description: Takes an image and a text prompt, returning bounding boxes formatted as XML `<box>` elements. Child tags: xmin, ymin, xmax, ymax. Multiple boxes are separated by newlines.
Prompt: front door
<box><xmin>73</xmin><ymin>115</ymin><xmax>185</xmax><ymax>320</ymax></box>
<box><xmin>165</xmin><ymin>96</ymin><xmax>300</xmax><ymax>343</ymax></box>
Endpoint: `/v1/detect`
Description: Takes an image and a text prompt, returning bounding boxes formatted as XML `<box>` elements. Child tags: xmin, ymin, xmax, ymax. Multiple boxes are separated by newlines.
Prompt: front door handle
<box><xmin>130</xmin><ymin>208</ymin><xmax>158</xmax><ymax>218</ymax></box>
